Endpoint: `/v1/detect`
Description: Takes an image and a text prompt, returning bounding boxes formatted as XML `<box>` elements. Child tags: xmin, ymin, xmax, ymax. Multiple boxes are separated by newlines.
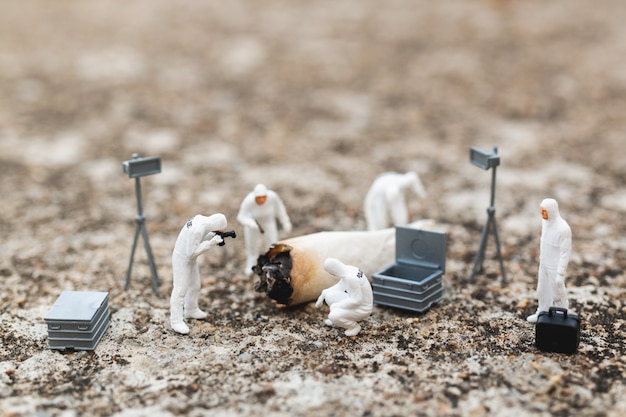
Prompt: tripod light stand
<box><xmin>469</xmin><ymin>147</ymin><xmax>506</xmax><ymax>284</ymax></box>
<box><xmin>122</xmin><ymin>154</ymin><xmax>161</xmax><ymax>295</ymax></box>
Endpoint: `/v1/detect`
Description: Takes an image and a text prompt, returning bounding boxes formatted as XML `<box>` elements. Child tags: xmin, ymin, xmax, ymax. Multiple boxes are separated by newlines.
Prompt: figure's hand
<box><xmin>247</xmin><ymin>220</ymin><xmax>259</xmax><ymax>230</ymax></box>
<box><xmin>556</xmin><ymin>274</ymin><xmax>565</xmax><ymax>286</ymax></box>
<box><xmin>315</xmin><ymin>292</ymin><xmax>325</xmax><ymax>308</ymax></box>
<box><xmin>197</xmin><ymin>240</ymin><xmax>213</xmax><ymax>253</ymax></box>
<box><xmin>283</xmin><ymin>221</ymin><xmax>292</xmax><ymax>234</ymax></box>
<box><xmin>209</xmin><ymin>234</ymin><xmax>224</xmax><ymax>246</ymax></box>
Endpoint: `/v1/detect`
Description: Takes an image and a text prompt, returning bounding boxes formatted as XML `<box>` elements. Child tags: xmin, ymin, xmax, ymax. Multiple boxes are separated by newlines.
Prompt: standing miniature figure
<box><xmin>364</xmin><ymin>171</ymin><xmax>427</xmax><ymax>231</ymax></box>
<box><xmin>237</xmin><ymin>184</ymin><xmax>292</xmax><ymax>275</ymax></box>
<box><xmin>315</xmin><ymin>258</ymin><xmax>373</xmax><ymax>336</ymax></box>
<box><xmin>527</xmin><ymin>199</ymin><xmax>572</xmax><ymax>323</ymax></box>
<box><xmin>170</xmin><ymin>213</ymin><xmax>235</xmax><ymax>334</ymax></box>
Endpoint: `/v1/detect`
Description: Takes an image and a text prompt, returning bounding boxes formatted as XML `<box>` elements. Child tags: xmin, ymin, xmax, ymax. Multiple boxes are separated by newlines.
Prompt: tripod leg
<box><xmin>491</xmin><ymin>216</ymin><xmax>506</xmax><ymax>284</ymax></box>
<box><xmin>125</xmin><ymin>222</ymin><xmax>142</xmax><ymax>290</ymax></box>
<box><xmin>470</xmin><ymin>217</ymin><xmax>490</xmax><ymax>283</ymax></box>
<box><xmin>140</xmin><ymin>223</ymin><xmax>160</xmax><ymax>295</ymax></box>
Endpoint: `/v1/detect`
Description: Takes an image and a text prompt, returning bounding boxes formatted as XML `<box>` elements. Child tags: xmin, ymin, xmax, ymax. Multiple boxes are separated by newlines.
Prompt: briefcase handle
<box><xmin>548</xmin><ymin>306</ymin><xmax>568</xmax><ymax>317</ymax></box>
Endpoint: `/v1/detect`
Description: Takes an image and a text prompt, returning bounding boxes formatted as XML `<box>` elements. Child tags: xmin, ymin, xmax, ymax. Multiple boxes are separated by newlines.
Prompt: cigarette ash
<box><xmin>252</xmin><ymin>243</ymin><xmax>294</xmax><ymax>305</ymax></box>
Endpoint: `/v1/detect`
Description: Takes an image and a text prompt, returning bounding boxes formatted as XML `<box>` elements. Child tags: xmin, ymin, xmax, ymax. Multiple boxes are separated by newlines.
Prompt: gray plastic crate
<box><xmin>47</xmin><ymin>306</ymin><xmax>110</xmax><ymax>339</ymax></box>
<box><xmin>47</xmin><ymin>311</ymin><xmax>110</xmax><ymax>351</ymax></box>
<box><xmin>44</xmin><ymin>291</ymin><xmax>110</xmax><ymax>351</ymax></box>
<box><xmin>372</xmin><ymin>226</ymin><xmax>446</xmax><ymax>313</ymax></box>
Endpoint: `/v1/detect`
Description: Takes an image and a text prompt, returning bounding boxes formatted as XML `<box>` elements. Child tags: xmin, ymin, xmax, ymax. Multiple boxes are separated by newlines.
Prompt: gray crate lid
<box><xmin>395</xmin><ymin>226</ymin><xmax>446</xmax><ymax>271</ymax></box>
<box><xmin>44</xmin><ymin>291</ymin><xmax>109</xmax><ymax>323</ymax></box>
<box><xmin>47</xmin><ymin>306</ymin><xmax>110</xmax><ymax>335</ymax></box>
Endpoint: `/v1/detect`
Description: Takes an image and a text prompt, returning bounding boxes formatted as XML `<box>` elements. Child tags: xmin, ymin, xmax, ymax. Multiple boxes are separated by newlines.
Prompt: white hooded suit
<box><xmin>237</xmin><ymin>184</ymin><xmax>292</xmax><ymax>275</ymax></box>
<box><xmin>364</xmin><ymin>172</ymin><xmax>426</xmax><ymax>231</ymax></box>
<box><xmin>170</xmin><ymin>213</ymin><xmax>227</xmax><ymax>334</ymax></box>
<box><xmin>528</xmin><ymin>199</ymin><xmax>571</xmax><ymax>322</ymax></box>
<box><xmin>315</xmin><ymin>258</ymin><xmax>373</xmax><ymax>336</ymax></box>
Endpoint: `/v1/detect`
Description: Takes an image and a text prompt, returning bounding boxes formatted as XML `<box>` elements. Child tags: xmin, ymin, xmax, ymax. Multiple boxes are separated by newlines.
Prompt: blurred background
<box><xmin>1</xmin><ymin>0</ymin><xmax>625</xmax><ymax>299</ymax></box>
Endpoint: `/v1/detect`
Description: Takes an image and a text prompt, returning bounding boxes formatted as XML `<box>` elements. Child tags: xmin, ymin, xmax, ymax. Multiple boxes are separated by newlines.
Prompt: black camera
<box><xmin>215</xmin><ymin>230</ymin><xmax>237</xmax><ymax>246</ymax></box>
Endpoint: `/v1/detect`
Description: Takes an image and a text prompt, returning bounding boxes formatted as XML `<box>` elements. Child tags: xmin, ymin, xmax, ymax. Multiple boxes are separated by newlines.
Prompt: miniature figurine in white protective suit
<box><xmin>315</xmin><ymin>258</ymin><xmax>373</xmax><ymax>336</ymax></box>
<box><xmin>364</xmin><ymin>171</ymin><xmax>427</xmax><ymax>231</ymax></box>
<box><xmin>237</xmin><ymin>184</ymin><xmax>292</xmax><ymax>275</ymax></box>
<box><xmin>170</xmin><ymin>213</ymin><xmax>227</xmax><ymax>334</ymax></box>
<box><xmin>527</xmin><ymin>199</ymin><xmax>572</xmax><ymax>323</ymax></box>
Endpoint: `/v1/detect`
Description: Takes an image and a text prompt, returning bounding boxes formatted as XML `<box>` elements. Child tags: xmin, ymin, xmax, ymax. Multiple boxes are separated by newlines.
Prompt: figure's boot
<box><xmin>183</xmin><ymin>285</ymin><xmax>207</xmax><ymax>320</ymax></box>
<box><xmin>185</xmin><ymin>309</ymin><xmax>208</xmax><ymax>319</ymax></box>
<box><xmin>170</xmin><ymin>287</ymin><xmax>190</xmax><ymax>334</ymax></box>
<box><xmin>345</xmin><ymin>324</ymin><xmax>362</xmax><ymax>337</ymax></box>
<box><xmin>171</xmin><ymin>321</ymin><xmax>190</xmax><ymax>334</ymax></box>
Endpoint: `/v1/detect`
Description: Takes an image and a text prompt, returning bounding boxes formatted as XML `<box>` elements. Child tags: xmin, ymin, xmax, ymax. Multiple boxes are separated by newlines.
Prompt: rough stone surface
<box><xmin>1</xmin><ymin>0</ymin><xmax>625</xmax><ymax>416</ymax></box>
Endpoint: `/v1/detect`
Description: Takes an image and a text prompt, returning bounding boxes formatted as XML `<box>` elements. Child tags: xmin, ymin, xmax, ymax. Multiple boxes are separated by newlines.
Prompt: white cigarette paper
<box><xmin>253</xmin><ymin>219</ymin><xmax>436</xmax><ymax>306</ymax></box>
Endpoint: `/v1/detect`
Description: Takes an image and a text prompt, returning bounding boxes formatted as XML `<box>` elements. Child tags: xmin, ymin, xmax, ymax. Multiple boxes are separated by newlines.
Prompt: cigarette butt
<box><xmin>253</xmin><ymin>219</ymin><xmax>437</xmax><ymax>306</ymax></box>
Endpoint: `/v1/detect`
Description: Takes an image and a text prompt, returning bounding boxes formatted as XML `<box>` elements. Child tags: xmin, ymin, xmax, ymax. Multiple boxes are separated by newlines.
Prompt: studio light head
<box><xmin>122</xmin><ymin>154</ymin><xmax>162</xmax><ymax>178</ymax></box>
<box><xmin>470</xmin><ymin>146</ymin><xmax>500</xmax><ymax>170</ymax></box>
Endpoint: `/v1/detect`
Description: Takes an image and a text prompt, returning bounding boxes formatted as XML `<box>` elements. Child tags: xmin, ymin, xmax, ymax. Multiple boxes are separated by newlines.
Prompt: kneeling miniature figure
<box><xmin>315</xmin><ymin>258</ymin><xmax>373</xmax><ymax>336</ymax></box>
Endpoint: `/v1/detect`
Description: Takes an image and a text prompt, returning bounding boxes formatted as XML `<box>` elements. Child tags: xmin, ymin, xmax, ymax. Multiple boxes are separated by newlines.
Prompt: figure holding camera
<box><xmin>170</xmin><ymin>213</ymin><xmax>235</xmax><ymax>334</ymax></box>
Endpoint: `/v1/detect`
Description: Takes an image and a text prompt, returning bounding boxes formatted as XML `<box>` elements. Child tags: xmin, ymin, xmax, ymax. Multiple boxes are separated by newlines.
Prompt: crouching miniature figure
<box><xmin>527</xmin><ymin>199</ymin><xmax>572</xmax><ymax>323</ymax></box>
<box><xmin>364</xmin><ymin>171</ymin><xmax>427</xmax><ymax>231</ymax></box>
<box><xmin>170</xmin><ymin>213</ymin><xmax>234</xmax><ymax>334</ymax></box>
<box><xmin>315</xmin><ymin>258</ymin><xmax>373</xmax><ymax>336</ymax></box>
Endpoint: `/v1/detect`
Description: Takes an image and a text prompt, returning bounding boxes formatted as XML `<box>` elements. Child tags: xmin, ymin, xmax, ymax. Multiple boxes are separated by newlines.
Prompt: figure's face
<box><xmin>541</xmin><ymin>207</ymin><xmax>548</xmax><ymax>220</ymax></box>
<box><xmin>255</xmin><ymin>195</ymin><xmax>267</xmax><ymax>205</ymax></box>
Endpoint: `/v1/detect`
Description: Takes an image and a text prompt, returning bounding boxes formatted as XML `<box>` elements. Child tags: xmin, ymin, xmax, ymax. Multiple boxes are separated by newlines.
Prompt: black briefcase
<box><xmin>535</xmin><ymin>307</ymin><xmax>581</xmax><ymax>354</ymax></box>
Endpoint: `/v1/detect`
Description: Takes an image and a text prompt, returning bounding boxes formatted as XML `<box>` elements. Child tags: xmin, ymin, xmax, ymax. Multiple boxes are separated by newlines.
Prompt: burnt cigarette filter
<box><xmin>252</xmin><ymin>220</ymin><xmax>436</xmax><ymax>306</ymax></box>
